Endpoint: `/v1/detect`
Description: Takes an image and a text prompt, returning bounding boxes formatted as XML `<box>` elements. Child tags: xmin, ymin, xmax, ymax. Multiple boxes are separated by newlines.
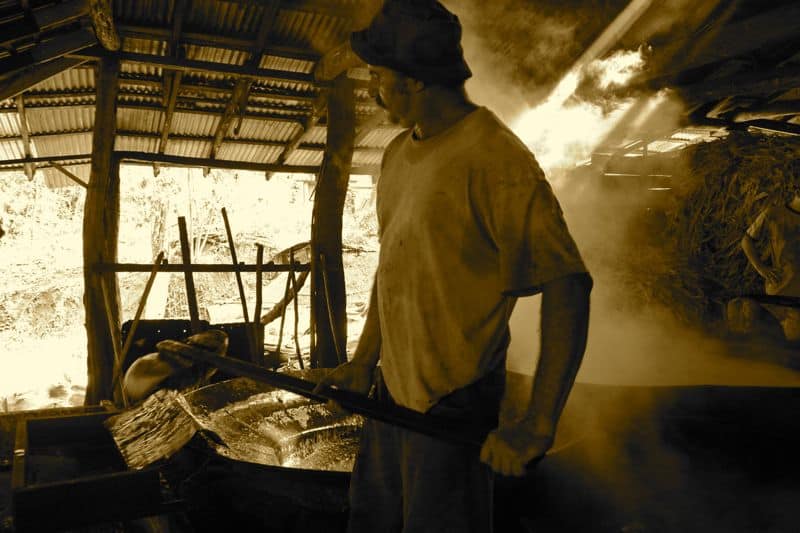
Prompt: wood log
<box><xmin>310</xmin><ymin>74</ymin><xmax>355</xmax><ymax>368</ymax></box>
<box><xmin>83</xmin><ymin>56</ymin><xmax>121</xmax><ymax>405</ymax></box>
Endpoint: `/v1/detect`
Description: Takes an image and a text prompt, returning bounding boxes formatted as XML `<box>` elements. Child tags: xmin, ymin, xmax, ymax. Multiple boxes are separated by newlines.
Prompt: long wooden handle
<box><xmin>158</xmin><ymin>340</ymin><xmax>489</xmax><ymax>448</ymax></box>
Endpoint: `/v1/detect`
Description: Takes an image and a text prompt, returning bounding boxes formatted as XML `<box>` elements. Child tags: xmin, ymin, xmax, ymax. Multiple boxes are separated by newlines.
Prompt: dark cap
<box><xmin>350</xmin><ymin>0</ymin><xmax>472</xmax><ymax>85</ymax></box>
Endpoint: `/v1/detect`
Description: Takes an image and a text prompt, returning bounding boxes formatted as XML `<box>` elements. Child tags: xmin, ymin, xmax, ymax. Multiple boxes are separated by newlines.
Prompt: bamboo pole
<box><xmin>253</xmin><ymin>244</ymin><xmax>265</xmax><ymax>363</ymax></box>
<box><xmin>178</xmin><ymin>216</ymin><xmax>201</xmax><ymax>333</ymax></box>
<box><xmin>221</xmin><ymin>207</ymin><xmax>258</xmax><ymax>359</ymax></box>
<box><xmin>290</xmin><ymin>250</ymin><xmax>304</xmax><ymax>369</ymax></box>
<box><xmin>112</xmin><ymin>251</ymin><xmax>165</xmax><ymax>400</ymax></box>
<box><xmin>100</xmin><ymin>278</ymin><xmax>128</xmax><ymax>407</ymax></box>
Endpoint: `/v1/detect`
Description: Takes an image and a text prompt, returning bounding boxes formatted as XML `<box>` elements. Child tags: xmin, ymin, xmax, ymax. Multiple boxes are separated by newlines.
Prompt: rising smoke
<box><xmin>439</xmin><ymin>0</ymin><xmax>800</xmax><ymax>388</ymax></box>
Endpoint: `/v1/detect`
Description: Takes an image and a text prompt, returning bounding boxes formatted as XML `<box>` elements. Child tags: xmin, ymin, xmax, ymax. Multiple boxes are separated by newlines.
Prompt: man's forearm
<box><xmin>524</xmin><ymin>272</ymin><xmax>591</xmax><ymax>436</ymax></box>
<box><xmin>350</xmin><ymin>279</ymin><xmax>381</xmax><ymax>368</ymax></box>
<box><xmin>742</xmin><ymin>236</ymin><xmax>766</xmax><ymax>274</ymax></box>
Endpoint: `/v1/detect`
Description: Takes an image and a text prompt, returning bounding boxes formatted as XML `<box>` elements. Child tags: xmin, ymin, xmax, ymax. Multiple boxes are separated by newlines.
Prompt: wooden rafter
<box><xmin>209</xmin><ymin>0</ymin><xmax>281</xmax><ymax>160</ymax></box>
<box><xmin>117</xmin><ymin>25</ymin><xmax>320</xmax><ymax>63</ymax></box>
<box><xmin>67</xmin><ymin>47</ymin><xmax>320</xmax><ymax>86</ymax></box>
<box><xmin>0</xmin><ymin>129</ymin><xmax>386</xmax><ymax>159</ymax></box>
<box><xmin>51</xmin><ymin>162</ymin><xmax>88</xmax><ymax>187</ymax></box>
<box><xmin>157</xmin><ymin>0</ymin><xmax>190</xmax><ymax>172</ymax></box>
<box><xmin>15</xmin><ymin>95</ymin><xmax>34</xmax><ymax>180</ymax></box>
<box><xmin>0</xmin><ymin>28</ymin><xmax>96</xmax><ymax>78</ymax></box>
<box><xmin>0</xmin><ymin>0</ymin><xmax>89</xmax><ymax>48</ymax></box>
<box><xmin>0</xmin><ymin>56</ymin><xmax>87</xmax><ymax>101</ymax></box>
<box><xmin>270</xmin><ymin>91</ymin><xmax>327</xmax><ymax>172</ymax></box>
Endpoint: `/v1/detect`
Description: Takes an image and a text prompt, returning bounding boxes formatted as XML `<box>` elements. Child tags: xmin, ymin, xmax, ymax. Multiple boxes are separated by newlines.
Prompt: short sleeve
<box><xmin>471</xmin><ymin>162</ymin><xmax>588</xmax><ymax>295</ymax></box>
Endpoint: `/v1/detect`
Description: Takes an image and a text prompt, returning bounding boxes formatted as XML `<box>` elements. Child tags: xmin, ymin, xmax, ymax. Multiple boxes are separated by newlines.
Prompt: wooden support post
<box><xmin>15</xmin><ymin>96</ymin><xmax>34</xmax><ymax>180</ymax></box>
<box><xmin>178</xmin><ymin>216</ymin><xmax>202</xmax><ymax>334</ymax></box>
<box><xmin>83</xmin><ymin>55</ymin><xmax>121</xmax><ymax>405</ymax></box>
<box><xmin>310</xmin><ymin>74</ymin><xmax>355</xmax><ymax>368</ymax></box>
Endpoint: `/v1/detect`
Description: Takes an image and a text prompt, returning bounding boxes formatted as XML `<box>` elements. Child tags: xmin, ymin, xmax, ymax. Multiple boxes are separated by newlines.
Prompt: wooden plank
<box><xmin>115</xmin><ymin>150</ymin><xmax>320</xmax><ymax>173</ymax></box>
<box><xmin>0</xmin><ymin>29</ymin><xmax>97</xmax><ymax>77</ymax></box>
<box><xmin>271</xmin><ymin>90</ymin><xmax>327</xmax><ymax>172</ymax></box>
<box><xmin>310</xmin><ymin>74</ymin><xmax>355</xmax><ymax>368</ymax></box>
<box><xmin>83</xmin><ymin>58</ymin><xmax>120</xmax><ymax>405</ymax></box>
<box><xmin>117</xmin><ymin>24</ymin><xmax>321</xmax><ymax>62</ymax></box>
<box><xmin>156</xmin><ymin>0</ymin><xmax>190</xmax><ymax>168</ymax></box>
<box><xmin>0</xmin><ymin>153</ymin><xmax>91</xmax><ymax>166</ymax></box>
<box><xmin>94</xmin><ymin>262</ymin><xmax>310</xmax><ymax>273</ymax></box>
<box><xmin>0</xmin><ymin>57</ymin><xmax>87</xmax><ymax>101</ymax></box>
<box><xmin>67</xmin><ymin>46</ymin><xmax>322</xmax><ymax>85</ymax></box>
<box><xmin>0</xmin><ymin>0</ymin><xmax>89</xmax><ymax>47</ymax></box>
<box><xmin>51</xmin><ymin>162</ymin><xmax>88</xmax><ymax>187</ymax></box>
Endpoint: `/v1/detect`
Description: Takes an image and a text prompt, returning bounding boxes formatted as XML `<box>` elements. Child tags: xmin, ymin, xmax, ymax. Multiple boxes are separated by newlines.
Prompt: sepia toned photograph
<box><xmin>0</xmin><ymin>0</ymin><xmax>798</xmax><ymax>531</ymax></box>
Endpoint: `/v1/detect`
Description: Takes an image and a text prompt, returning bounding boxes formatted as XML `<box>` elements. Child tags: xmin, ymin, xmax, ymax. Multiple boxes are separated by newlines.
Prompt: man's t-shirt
<box><xmin>747</xmin><ymin>203</ymin><xmax>800</xmax><ymax>297</ymax></box>
<box><xmin>375</xmin><ymin>107</ymin><xmax>588</xmax><ymax>413</ymax></box>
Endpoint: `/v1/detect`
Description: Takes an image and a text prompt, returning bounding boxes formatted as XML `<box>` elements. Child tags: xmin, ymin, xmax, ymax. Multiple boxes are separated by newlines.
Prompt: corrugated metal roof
<box><xmin>259</xmin><ymin>55</ymin><xmax>315</xmax><ymax>74</ymax></box>
<box><xmin>185</xmin><ymin>0</ymin><xmax>264</xmax><ymax>37</ymax></box>
<box><xmin>170</xmin><ymin>112</ymin><xmax>219</xmax><ymax>137</ymax></box>
<box><xmin>284</xmin><ymin>148</ymin><xmax>323</xmax><ymax>166</ymax></box>
<box><xmin>352</xmin><ymin>149</ymin><xmax>383</xmax><ymax>166</ymax></box>
<box><xmin>236</xmin><ymin>118</ymin><xmax>302</xmax><ymax>142</ymax></box>
<box><xmin>115</xmin><ymin>134</ymin><xmax>159</xmax><ymax>153</ymax></box>
<box><xmin>31</xmin><ymin>132</ymin><xmax>93</xmax><ymax>158</ymax></box>
<box><xmin>117</xmin><ymin>107</ymin><xmax>164</xmax><ymax>133</ymax></box>
<box><xmin>165</xmin><ymin>138</ymin><xmax>212</xmax><ymax>158</ymax></box>
<box><xmin>274</xmin><ymin>10</ymin><xmax>349</xmax><ymax>53</ymax></box>
<box><xmin>29</xmin><ymin>68</ymin><xmax>95</xmax><ymax>93</ymax></box>
<box><xmin>0</xmin><ymin>139</ymin><xmax>24</xmax><ymax>161</ymax></box>
<box><xmin>359</xmin><ymin>127</ymin><xmax>404</xmax><ymax>148</ymax></box>
<box><xmin>217</xmin><ymin>143</ymin><xmax>283</xmax><ymax>164</ymax></box>
<box><xmin>113</xmin><ymin>0</ymin><xmax>171</xmax><ymax>26</ymax></box>
<box><xmin>185</xmin><ymin>45</ymin><xmax>248</xmax><ymax>66</ymax></box>
<box><xmin>0</xmin><ymin>0</ymin><xmax>392</xmax><ymax>180</ymax></box>
<box><xmin>0</xmin><ymin>113</ymin><xmax>20</xmax><ymax>138</ymax></box>
<box><xmin>26</xmin><ymin>107</ymin><xmax>95</xmax><ymax>134</ymax></box>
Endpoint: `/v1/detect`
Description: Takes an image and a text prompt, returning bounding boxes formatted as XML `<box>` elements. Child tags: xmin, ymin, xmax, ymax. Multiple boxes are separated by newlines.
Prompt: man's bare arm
<box><xmin>480</xmin><ymin>272</ymin><xmax>591</xmax><ymax>476</ymax></box>
<box><xmin>524</xmin><ymin>272</ymin><xmax>592</xmax><ymax>437</ymax></box>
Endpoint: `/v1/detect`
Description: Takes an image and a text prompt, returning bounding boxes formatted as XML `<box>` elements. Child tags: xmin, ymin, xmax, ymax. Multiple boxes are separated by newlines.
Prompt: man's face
<box><xmin>369</xmin><ymin>66</ymin><xmax>416</xmax><ymax>128</ymax></box>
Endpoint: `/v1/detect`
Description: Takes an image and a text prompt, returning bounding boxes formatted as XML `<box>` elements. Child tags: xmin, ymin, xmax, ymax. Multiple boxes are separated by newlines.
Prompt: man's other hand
<box><xmin>312</xmin><ymin>360</ymin><xmax>375</xmax><ymax>412</ymax></box>
<box><xmin>480</xmin><ymin>424</ymin><xmax>554</xmax><ymax>477</ymax></box>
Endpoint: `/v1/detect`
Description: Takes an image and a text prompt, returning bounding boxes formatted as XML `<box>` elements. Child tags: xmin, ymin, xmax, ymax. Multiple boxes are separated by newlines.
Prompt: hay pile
<box><xmin>629</xmin><ymin>131</ymin><xmax>800</xmax><ymax>326</ymax></box>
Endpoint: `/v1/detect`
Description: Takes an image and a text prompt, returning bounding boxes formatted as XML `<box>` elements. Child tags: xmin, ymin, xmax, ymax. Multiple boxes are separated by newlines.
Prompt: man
<box><xmin>317</xmin><ymin>1</ymin><xmax>592</xmax><ymax>531</ymax></box>
<box><xmin>728</xmin><ymin>187</ymin><xmax>800</xmax><ymax>342</ymax></box>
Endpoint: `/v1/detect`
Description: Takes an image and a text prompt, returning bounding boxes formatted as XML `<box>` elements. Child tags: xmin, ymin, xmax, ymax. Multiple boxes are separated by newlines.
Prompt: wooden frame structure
<box><xmin>0</xmin><ymin>0</ymin><xmax>390</xmax><ymax>404</ymax></box>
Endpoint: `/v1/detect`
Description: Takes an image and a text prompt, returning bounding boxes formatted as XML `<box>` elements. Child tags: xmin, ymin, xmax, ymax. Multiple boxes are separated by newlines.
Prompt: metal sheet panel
<box><xmin>115</xmin><ymin>135</ymin><xmax>159</xmax><ymax>153</ymax></box>
<box><xmin>30</xmin><ymin>132</ymin><xmax>92</xmax><ymax>158</ymax></box>
<box><xmin>117</xmin><ymin>107</ymin><xmax>164</xmax><ymax>133</ymax></box>
<box><xmin>0</xmin><ymin>112</ymin><xmax>20</xmax><ymax>137</ymax></box>
<box><xmin>284</xmin><ymin>148</ymin><xmax>323</xmax><ymax>167</ymax></box>
<box><xmin>165</xmin><ymin>138</ymin><xmax>212</xmax><ymax>159</ymax></box>
<box><xmin>236</xmin><ymin>119</ymin><xmax>302</xmax><ymax>142</ymax></box>
<box><xmin>26</xmin><ymin>107</ymin><xmax>94</xmax><ymax>134</ymax></box>
<box><xmin>358</xmin><ymin>127</ymin><xmax>404</xmax><ymax>148</ymax></box>
<box><xmin>171</xmin><ymin>112</ymin><xmax>219</xmax><ymax>137</ymax></box>
<box><xmin>216</xmin><ymin>143</ymin><xmax>283</xmax><ymax>165</ymax></box>
<box><xmin>29</xmin><ymin>67</ymin><xmax>95</xmax><ymax>92</ymax></box>
<box><xmin>0</xmin><ymin>139</ymin><xmax>24</xmax><ymax>160</ymax></box>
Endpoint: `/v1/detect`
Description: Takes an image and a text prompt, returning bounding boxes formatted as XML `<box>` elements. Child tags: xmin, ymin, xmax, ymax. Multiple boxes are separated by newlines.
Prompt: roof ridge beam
<box><xmin>67</xmin><ymin>46</ymin><xmax>322</xmax><ymax>85</ymax></box>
